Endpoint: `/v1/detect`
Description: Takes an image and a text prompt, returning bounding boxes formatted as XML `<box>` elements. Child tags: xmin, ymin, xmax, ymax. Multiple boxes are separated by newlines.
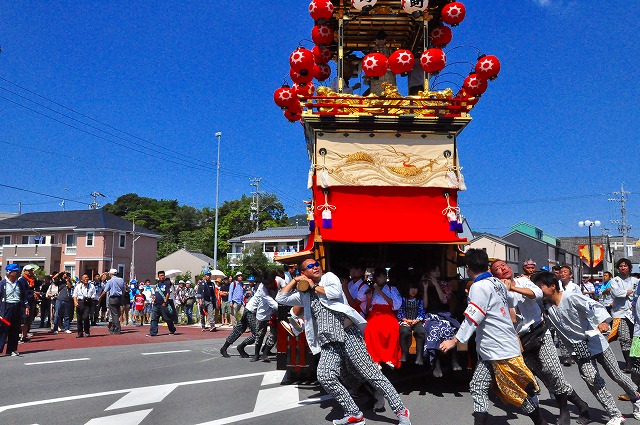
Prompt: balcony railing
<box><xmin>65</xmin><ymin>246</ymin><xmax>77</xmax><ymax>255</ymax></box>
<box><xmin>228</xmin><ymin>251</ymin><xmax>288</xmax><ymax>266</ymax></box>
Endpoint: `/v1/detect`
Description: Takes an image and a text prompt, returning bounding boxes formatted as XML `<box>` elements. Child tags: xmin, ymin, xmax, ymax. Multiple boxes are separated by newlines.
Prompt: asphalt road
<box><xmin>2</xmin><ymin>321</ymin><xmax>640</xmax><ymax>425</ymax></box>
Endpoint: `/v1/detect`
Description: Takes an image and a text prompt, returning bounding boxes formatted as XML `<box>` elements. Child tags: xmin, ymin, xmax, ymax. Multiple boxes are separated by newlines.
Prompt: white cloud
<box><xmin>534</xmin><ymin>0</ymin><xmax>552</xmax><ymax>6</ymax></box>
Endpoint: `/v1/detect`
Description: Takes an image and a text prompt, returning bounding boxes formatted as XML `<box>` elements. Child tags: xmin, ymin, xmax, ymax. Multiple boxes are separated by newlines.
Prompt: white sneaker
<box><xmin>633</xmin><ymin>397</ymin><xmax>640</xmax><ymax>420</ymax></box>
<box><xmin>396</xmin><ymin>409</ymin><xmax>411</xmax><ymax>425</ymax></box>
<box><xmin>606</xmin><ymin>416</ymin><xmax>625</xmax><ymax>425</ymax></box>
<box><xmin>10</xmin><ymin>351</ymin><xmax>20</xmax><ymax>357</ymax></box>
<box><xmin>332</xmin><ymin>412</ymin><xmax>365</xmax><ymax>425</ymax></box>
<box><xmin>64</xmin><ymin>330</ymin><xmax>72</xmax><ymax>334</ymax></box>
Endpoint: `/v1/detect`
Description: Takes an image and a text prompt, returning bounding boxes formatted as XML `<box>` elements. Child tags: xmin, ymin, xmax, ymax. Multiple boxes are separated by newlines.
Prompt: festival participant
<box><xmin>0</xmin><ymin>264</ymin><xmax>30</xmax><ymax>356</ymax></box>
<box><xmin>147</xmin><ymin>271</ymin><xmax>177</xmax><ymax>337</ymax></box>
<box><xmin>196</xmin><ymin>271</ymin><xmax>217</xmax><ymax>332</ymax></box>
<box><xmin>277</xmin><ymin>259</ymin><xmax>412</xmax><ymax>425</ymax></box>
<box><xmin>533</xmin><ymin>271</ymin><xmax>640</xmax><ymax>425</ymax></box>
<box><xmin>97</xmin><ymin>269</ymin><xmax>125</xmax><ymax>335</ymax></box>
<box><xmin>397</xmin><ymin>282</ymin><xmax>426</xmax><ymax>366</ymax></box>
<box><xmin>343</xmin><ymin>264</ymin><xmax>368</xmax><ymax>317</ymax></box>
<box><xmin>422</xmin><ymin>265</ymin><xmax>460</xmax><ymax>376</ymax></box>
<box><xmin>440</xmin><ymin>249</ymin><xmax>546</xmax><ymax>425</ymax></box>
<box><xmin>491</xmin><ymin>260</ymin><xmax>590</xmax><ymax>425</ymax></box>
<box><xmin>219</xmin><ymin>282</ymin><xmax>260</xmax><ymax>359</ymax></box>
<box><xmin>522</xmin><ymin>259</ymin><xmax>537</xmax><ymax>279</ymax></box>
<box><xmin>362</xmin><ymin>268</ymin><xmax>403</xmax><ymax>369</ymax></box>
<box><xmin>73</xmin><ymin>274</ymin><xmax>95</xmax><ymax>338</ymax></box>
<box><xmin>599</xmin><ymin>271</ymin><xmax>614</xmax><ymax>312</ymax></box>
<box><xmin>229</xmin><ymin>272</ymin><xmax>245</xmax><ymax>327</ymax></box>
<box><xmin>18</xmin><ymin>265</ymin><xmax>39</xmax><ymax>343</ymax></box>
<box><xmin>250</xmin><ymin>272</ymin><xmax>279</xmax><ymax>363</ymax></box>
<box><xmin>133</xmin><ymin>285</ymin><xmax>146</xmax><ymax>327</ymax></box>
<box><xmin>609</xmin><ymin>258</ymin><xmax>639</xmax><ymax>373</ymax></box>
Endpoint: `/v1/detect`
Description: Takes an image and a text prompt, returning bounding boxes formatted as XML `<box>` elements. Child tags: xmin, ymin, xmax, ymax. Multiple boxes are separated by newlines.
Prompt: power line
<box><xmin>0</xmin><ymin>183</ymin><xmax>89</xmax><ymax>206</ymax></box>
<box><xmin>0</xmin><ymin>76</ymin><xmax>212</xmax><ymax>167</ymax></box>
<box><xmin>0</xmin><ymin>91</ymin><xmax>214</xmax><ymax>173</ymax></box>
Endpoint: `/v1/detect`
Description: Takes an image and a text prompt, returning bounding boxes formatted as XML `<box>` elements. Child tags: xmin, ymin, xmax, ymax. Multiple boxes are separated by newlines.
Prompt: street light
<box><xmin>214</xmin><ymin>132</ymin><xmax>222</xmax><ymax>270</ymax></box>
<box><xmin>578</xmin><ymin>219</ymin><xmax>601</xmax><ymax>280</ymax></box>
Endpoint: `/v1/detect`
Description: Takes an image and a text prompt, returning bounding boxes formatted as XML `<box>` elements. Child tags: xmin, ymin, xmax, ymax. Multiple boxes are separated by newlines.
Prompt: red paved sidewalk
<box><xmin>19</xmin><ymin>323</ymin><xmax>232</xmax><ymax>353</ymax></box>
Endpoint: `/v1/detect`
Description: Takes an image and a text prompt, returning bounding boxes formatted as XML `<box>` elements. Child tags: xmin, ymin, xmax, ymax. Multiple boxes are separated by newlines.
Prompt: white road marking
<box><xmin>260</xmin><ymin>370</ymin><xmax>287</xmax><ymax>386</ymax></box>
<box><xmin>84</xmin><ymin>409</ymin><xmax>152</xmax><ymax>425</ymax></box>
<box><xmin>194</xmin><ymin>388</ymin><xmax>331</xmax><ymax>425</ymax></box>
<box><xmin>141</xmin><ymin>349</ymin><xmax>191</xmax><ymax>356</ymax></box>
<box><xmin>24</xmin><ymin>358</ymin><xmax>90</xmax><ymax>366</ymax></box>
<box><xmin>0</xmin><ymin>371</ymin><xmax>268</xmax><ymax>414</ymax></box>
<box><xmin>105</xmin><ymin>384</ymin><xmax>178</xmax><ymax>411</ymax></box>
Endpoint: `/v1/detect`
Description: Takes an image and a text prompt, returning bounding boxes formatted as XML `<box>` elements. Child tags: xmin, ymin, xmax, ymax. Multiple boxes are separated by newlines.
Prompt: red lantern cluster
<box><xmin>274</xmin><ymin>0</ymin><xmax>499</xmax><ymax>121</ymax></box>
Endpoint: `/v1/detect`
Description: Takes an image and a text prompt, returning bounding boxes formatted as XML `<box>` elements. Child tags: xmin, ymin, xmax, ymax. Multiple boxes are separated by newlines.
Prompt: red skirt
<box><xmin>364</xmin><ymin>304</ymin><xmax>402</xmax><ymax>367</ymax></box>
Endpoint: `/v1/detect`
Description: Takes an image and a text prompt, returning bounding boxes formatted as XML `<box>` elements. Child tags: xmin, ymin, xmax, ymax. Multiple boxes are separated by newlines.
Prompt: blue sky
<box><xmin>1</xmin><ymin>1</ymin><xmax>638</xmax><ymax>239</ymax></box>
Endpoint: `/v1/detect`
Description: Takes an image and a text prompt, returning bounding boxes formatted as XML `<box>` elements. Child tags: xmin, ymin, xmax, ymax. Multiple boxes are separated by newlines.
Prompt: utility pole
<box><xmin>89</xmin><ymin>192</ymin><xmax>106</xmax><ymax>209</ymax></box>
<box><xmin>250</xmin><ymin>177</ymin><xmax>262</xmax><ymax>231</ymax></box>
<box><xmin>130</xmin><ymin>217</ymin><xmax>139</xmax><ymax>281</ymax></box>
<box><xmin>609</xmin><ymin>182</ymin><xmax>632</xmax><ymax>258</ymax></box>
<box><xmin>18</xmin><ymin>202</ymin><xmax>21</xmax><ymax>215</ymax></box>
<box><xmin>213</xmin><ymin>132</ymin><xmax>222</xmax><ymax>270</ymax></box>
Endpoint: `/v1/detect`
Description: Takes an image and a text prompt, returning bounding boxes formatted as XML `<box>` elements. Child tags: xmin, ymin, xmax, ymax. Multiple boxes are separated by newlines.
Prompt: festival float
<box><xmin>273</xmin><ymin>0</ymin><xmax>500</xmax><ymax>377</ymax></box>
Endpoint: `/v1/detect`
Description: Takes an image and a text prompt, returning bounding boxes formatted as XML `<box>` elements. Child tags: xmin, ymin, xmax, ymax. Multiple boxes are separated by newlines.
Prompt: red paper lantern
<box><xmin>441</xmin><ymin>2</ymin><xmax>466</xmax><ymax>26</ymax></box>
<box><xmin>463</xmin><ymin>74</ymin><xmax>488</xmax><ymax>96</ymax></box>
<box><xmin>362</xmin><ymin>53</ymin><xmax>388</xmax><ymax>78</ymax></box>
<box><xmin>309</xmin><ymin>0</ymin><xmax>334</xmax><ymax>21</ymax></box>
<box><xmin>419</xmin><ymin>48</ymin><xmax>446</xmax><ymax>73</ymax></box>
<box><xmin>315</xmin><ymin>64</ymin><xmax>332</xmax><ymax>81</ymax></box>
<box><xmin>273</xmin><ymin>86</ymin><xmax>297</xmax><ymax>108</ymax></box>
<box><xmin>293</xmin><ymin>81</ymin><xmax>315</xmax><ymax>98</ymax></box>
<box><xmin>284</xmin><ymin>108</ymin><xmax>303</xmax><ymax>122</ymax></box>
<box><xmin>312</xmin><ymin>45</ymin><xmax>332</xmax><ymax>64</ymax></box>
<box><xmin>312</xmin><ymin>24</ymin><xmax>335</xmax><ymax>46</ymax></box>
<box><xmin>475</xmin><ymin>55</ymin><xmax>501</xmax><ymax>80</ymax></box>
<box><xmin>388</xmin><ymin>49</ymin><xmax>415</xmax><ymax>75</ymax></box>
<box><xmin>429</xmin><ymin>25</ymin><xmax>453</xmax><ymax>47</ymax></box>
<box><xmin>290</xmin><ymin>68</ymin><xmax>314</xmax><ymax>85</ymax></box>
<box><xmin>289</xmin><ymin>48</ymin><xmax>315</xmax><ymax>72</ymax></box>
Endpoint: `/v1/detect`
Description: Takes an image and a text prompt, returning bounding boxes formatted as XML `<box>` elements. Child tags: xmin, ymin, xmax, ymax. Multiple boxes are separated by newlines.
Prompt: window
<box><xmin>64</xmin><ymin>264</ymin><xmax>76</xmax><ymax>276</ymax></box>
<box><xmin>86</xmin><ymin>232</ymin><xmax>94</xmax><ymax>247</ymax></box>
<box><xmin>117</xmin><ymin>264</ymin><xmax>125</xmax><ymax>278</ymax></box>
<box><xmin>119</xmin><ymin>233</ymin><xmax>126</xmax><ymax>249</ymax></box>
<box><xmin>535</xmin><ymin>229</ymin><xmax>543</xmax><ymax>240</ymax></box>
<box><xmin>0</xmin><ymin>236</ymin><xmax>10</xmax><ymax>246</ymax></box>
<box><xmin>65</xmin><ymin>233</ymin><xmax>77</xmax><ymax>255</ymax></box>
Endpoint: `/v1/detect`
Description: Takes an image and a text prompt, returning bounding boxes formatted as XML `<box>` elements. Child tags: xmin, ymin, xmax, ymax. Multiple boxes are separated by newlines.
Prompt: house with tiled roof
<box><xmin>228</xmin><ymin>226</ymin><xmax>311</xmax><ymax>267</ymax></box>
<box><xmin>155</xmin><ymin>248</ymin><xmax>215</xmax><ymax>281</ymax></box>
<box><xmin>0</xmin><ymin>209</ymin><xmax>159</xmax><ymax>280</ymax></box>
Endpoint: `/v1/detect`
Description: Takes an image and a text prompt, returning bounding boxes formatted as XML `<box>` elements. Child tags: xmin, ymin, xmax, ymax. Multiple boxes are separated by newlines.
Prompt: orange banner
<box><xmin>578</xmin><ymin>244</ymin><xmax>604</xmax><ymax>267</ymax></box>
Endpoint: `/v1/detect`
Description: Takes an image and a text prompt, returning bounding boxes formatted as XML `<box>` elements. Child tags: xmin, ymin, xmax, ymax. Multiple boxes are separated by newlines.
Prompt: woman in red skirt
<box><xmin>363</xmin><ymin>268</ymin><xmax>403</xmax><ymax>369</ymax></box>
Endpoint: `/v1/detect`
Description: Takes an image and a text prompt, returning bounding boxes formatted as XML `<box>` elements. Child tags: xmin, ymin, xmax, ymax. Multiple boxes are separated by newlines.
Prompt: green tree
<box><xmin>240</xmin><ymin>243</ymin><xmax>271</xmax><ymax>277</ymax></box>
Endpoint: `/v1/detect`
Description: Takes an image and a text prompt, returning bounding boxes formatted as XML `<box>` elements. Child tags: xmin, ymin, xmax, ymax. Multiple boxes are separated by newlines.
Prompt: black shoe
<box><xmin>220</xmin><ymin>343</ymin><xmax>231</xmax><ymax>358</ymax></box>
<box><xmin>76</xmin><ymin>334</ymin><xmax>84</xmax><ymax>338</ymax></box>
<box><xmin>237</xmin><ymin>343</ymin><xmax>249</xmax><ymax>358</ymax></box>
<box><xmin>250</xmin><ymin>354</ymin><xmax>260</xmax><ymax>362</ymax></box>
<box><xmin>86</xmin><ymin>332</ymin><xmax>90</xmax><ymax>337</ymax></box>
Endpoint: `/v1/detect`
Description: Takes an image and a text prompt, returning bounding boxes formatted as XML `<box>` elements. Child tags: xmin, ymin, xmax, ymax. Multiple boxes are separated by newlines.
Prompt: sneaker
<box><xmin>633</xmin><ymin>397</ymin><xmax>640</xmax><ymax>420</ymax></box>
<box><xmin>64</xmin><ymin>330</ymin><xmax>72</xmax><ymax>334</ymax></box>
<box><xmin>10</xmin><ymin>351</ymin><xmax>20</xmax><ymax>357</ymax></box>
<box><xmin>332</xmin><ymin>412</ymin><xmax>365</xmax><ymax>425</ymax></box>
<box><xmin>373</xmin><ymin>389</ymin><xmax>385</xmax><ymax>412</ymax></box>
<box><xmin>396</xmin><ymin>409</ymin><xmax>411</xmax><ymax>425</ymax></box>
<box><xmin>280</xmin><ymin>320</ymin><xmax>295</xmax><ymax>337</ymax></box>
<box><xmin>606</xmin><ymin>416</ymin><xmax>625</xmax><ymax>425</ymax></box>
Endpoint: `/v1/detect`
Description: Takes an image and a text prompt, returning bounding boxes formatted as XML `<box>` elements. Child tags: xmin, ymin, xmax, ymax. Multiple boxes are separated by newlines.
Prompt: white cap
<box><xmin>108</xmin><ymin>268</ymin><xmax>118</xmax><ymax>274</ymax></box>
<box><xmin>236</xmin><ymin>271</ymin><xmax>243</xmax><ymax>276</ymax></box>
<box><xmin>23</xmin><ymin>265</ymin><xmax>37</xmax><ymax>271</ymax></box>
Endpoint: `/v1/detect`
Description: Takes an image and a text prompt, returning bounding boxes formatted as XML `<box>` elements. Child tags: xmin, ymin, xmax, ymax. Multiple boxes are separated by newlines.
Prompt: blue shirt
<box><xmin>104</xmin><ymin>277</ymin><xmax>125</xmax><ymax>297</ymax></box>
<box><xmin>229</xmin><ymin>280</ymin><xmax>245</xmax><ymax>304</ymax></box>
